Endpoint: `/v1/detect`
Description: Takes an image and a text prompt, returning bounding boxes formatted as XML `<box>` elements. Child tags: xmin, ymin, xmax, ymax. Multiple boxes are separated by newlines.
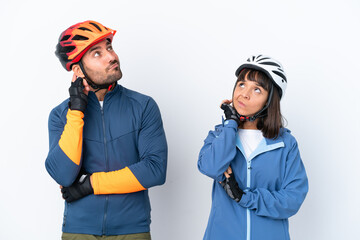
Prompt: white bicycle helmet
<box><xmin>235</xmin><ymin>54</ymin><xmax>287</xmax><ymax>98</ymax></box>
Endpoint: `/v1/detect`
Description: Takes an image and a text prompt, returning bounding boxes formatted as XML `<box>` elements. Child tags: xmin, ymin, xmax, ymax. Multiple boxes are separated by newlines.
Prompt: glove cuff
<box><xmin>81</xmin><ymin>174</ymin><xmax>94</xmax><ymax>195</ymax></box>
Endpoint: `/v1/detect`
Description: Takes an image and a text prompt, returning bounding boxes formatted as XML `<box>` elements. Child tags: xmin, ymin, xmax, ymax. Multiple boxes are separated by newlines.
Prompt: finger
<box><xmin>82</xmin><ymin>79</ymin><xmax>90</xmax><ymax>95</ymax></box>
<box><xmin>60</xmin><ymin>186</ymin><xmax>63</xmax><ymax>189</ymax></box>
<box><xmin>71</xmin><ymin>73</ymin><xmax>77</xmax><ymax>83</ymax></box>
<box><xmin>224</xmin><ymin>171</ymin><xmax>230</xmax><ymax>178</ymax></box>
<box><xmin>220</xmin><ymin>99</ymin><xmax>232</xmax><ymax>108</ymax></box>
<box><xmin>227</xmin><ymin>166</ymin><xmax>233</xmax><ymax>174</ymax></box>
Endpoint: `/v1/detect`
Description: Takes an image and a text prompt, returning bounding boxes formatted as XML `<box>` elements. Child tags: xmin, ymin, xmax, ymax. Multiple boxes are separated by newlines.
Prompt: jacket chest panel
<box><xmin>81</xmin><ymin>104</ymin><xmax>142</xmax><ymax>172</ymax></box>
<box><xmin>232</xmin><ymin>149</ymin><xmax>285</xmax><ymax>191</ymax></box>
<box><xmin>83</xmin><ymin>105</ymin><xmax>141</xmax><ymax>142</ymax></box>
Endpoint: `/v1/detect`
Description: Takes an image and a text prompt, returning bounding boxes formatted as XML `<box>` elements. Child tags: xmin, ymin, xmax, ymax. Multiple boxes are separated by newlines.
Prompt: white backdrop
<box><xmin>1</xmin><ymin>0</ymin><xmax>359</xmax><ymax>239</ymax></box>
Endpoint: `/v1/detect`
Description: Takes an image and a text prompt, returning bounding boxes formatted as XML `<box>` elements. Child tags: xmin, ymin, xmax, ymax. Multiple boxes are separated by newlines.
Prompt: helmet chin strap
<box><xmin>78</xmin><ymin>61</ymin><xmax>114</xmax><ymax>92</ymax></box>
<box><xmin>236</xmin><ymin>84</ymin><xmax>274</xmax><ymax>122</ymax></box>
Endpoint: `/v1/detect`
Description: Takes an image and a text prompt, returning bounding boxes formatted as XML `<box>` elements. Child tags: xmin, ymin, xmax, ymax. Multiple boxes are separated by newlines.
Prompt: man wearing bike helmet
<box><xmin>45</xmin><ymin>20</ymin><xmax>167</xmax><ymax>239</ymax></box>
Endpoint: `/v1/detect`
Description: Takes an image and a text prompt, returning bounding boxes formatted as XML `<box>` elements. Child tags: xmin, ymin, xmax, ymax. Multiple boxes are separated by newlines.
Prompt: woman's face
<box><xmin>232</xmin><ymin>77</ymin><xmax>269</xmax><ymax>116</ymax></box>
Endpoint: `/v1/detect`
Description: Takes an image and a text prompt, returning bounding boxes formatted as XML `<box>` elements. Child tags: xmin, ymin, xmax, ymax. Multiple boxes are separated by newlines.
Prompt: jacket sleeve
<box><xmin>91</xmin><ymin>97</ymin><xmax>167</xmax><ymax>194</ymax></box>
<box><xmin>45</xmin><ymin>107</ymin><xmax>84</xmax><ymax>187</ymax></box>
<box><xmin>238</xmin><ymin>139</ymin><xmax>309</xmax><ymax>219</ymax></box>
<box><xmin>197</xmin><ymin>119</ymin><xmax>238</xmax><ymax>182</ymax></box>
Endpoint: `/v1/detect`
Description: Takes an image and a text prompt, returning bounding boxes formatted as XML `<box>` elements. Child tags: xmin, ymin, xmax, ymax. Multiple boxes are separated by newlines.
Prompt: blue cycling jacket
<box><xmin>45</xmin><ymin>84</ymin><xmax>167</xmax><ymax>235</ymax></box>
<box><xmin>198</xmin><ymin>120</ymin><xmax>308</xmax><ymax>240</ymax></box>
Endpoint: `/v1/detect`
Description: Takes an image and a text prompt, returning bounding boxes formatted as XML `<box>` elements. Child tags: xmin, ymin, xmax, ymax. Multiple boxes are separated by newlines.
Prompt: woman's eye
<box><xmin>238</xmin><ymin>83</ymin><xmax>245</xmax><ymax>88</ymax></box>
<box><xmin>254</xmin><ymin>88</ymin><xmax>261</xmax><ymax>93</ymax></box>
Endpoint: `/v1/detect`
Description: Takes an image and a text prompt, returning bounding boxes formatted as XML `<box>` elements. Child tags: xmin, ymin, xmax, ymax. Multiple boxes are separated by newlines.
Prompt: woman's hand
<box><xmin>219</xmin><ymin>166</ymin><xmax>244</xmax><ymax>202</ymax></box>
<box><xmin>220</xmin><ymin>100</ymin><xmax>240</xmax><ymax>126</ymax></box>
<box><xmin>223</xmin><ymin>166</ymin><xmax>232</xmax><ymax>178</ymax></box>
<box><xmin>219</xmin><ymin>166</ymin><xmax>232</xmax><ymax>184</ymax></box>
<box><xmin>220</xmin><ymin>99</ymin><xmax>232</xmax><ymax>109</ymax></box>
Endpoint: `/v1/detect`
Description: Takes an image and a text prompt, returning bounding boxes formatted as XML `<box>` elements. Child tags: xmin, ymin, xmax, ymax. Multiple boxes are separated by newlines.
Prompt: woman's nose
<box><xmin>240</xmin><ymin>90</ymin><xmax>250</xmax><ymax>99</ymax></box>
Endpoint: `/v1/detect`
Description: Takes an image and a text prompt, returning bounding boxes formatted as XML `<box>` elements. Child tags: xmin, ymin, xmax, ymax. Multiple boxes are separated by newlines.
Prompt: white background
<box><xmin>1</xmin><ymin>0</ymin><xmax>359</xmax><ymax>239</ymax></box>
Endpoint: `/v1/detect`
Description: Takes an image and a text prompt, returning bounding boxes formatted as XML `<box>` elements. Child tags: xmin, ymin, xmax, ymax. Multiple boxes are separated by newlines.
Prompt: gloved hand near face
<box><xmin>68</xmin><ymin>77</ymin><xmax>88</xmax><ymax>113</ymax></box>
<box><xmin>221</xmin><ymin>102</ymin><xmax>241</xmax><ymax>126</ymax></box>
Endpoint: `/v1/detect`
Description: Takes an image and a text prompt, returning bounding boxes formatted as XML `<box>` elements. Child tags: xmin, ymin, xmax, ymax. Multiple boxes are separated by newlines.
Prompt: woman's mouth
<box><xmin>237</xmin><ymin>100</ymin><xmax>246</xmax><ymax>108</ymax></box>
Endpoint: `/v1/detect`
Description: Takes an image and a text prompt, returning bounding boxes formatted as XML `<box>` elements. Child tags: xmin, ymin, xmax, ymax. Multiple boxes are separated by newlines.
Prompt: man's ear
<box><xmin>72</xmin><ymin>64</ymin><xmax>85</xmax><ymax>78</ymax></box>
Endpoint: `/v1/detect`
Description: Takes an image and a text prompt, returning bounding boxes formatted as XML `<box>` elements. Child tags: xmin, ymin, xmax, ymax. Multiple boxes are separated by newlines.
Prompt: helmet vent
<box><xmin>63</xmin><ymin>46</ymin><xmax>76</xmax><ymax>53</ymax></box>
<box><xmin>61</xmin><ymin>35</ymin><xmax>71</xmax><ymax>41</ymax></box>
<box><xmin>72</xmin><ymin>35</ymin><xmax>89</xmax><ymax>41</ymax></box>
<box><xmin>260</xmin><ymin>62</ymin><xmax>281</xmax><ymax>67</ymax></box>
<box><xmin>79</xmin><ymin>27</ymin><xmax>92</xmax><ymax>32</ymax></box>
<box><xmin>257</xmin><ymin>57</ymin><xmax>271</xmax><ymax>62</ymax></box>
<box><xmin>272</xmin><ymin>70</ymin><xmax>287</xmax><ymax>82</ymax></box>
<box><xmin>89</xmin><ymin>22</ymin><xmax>102</xmax><ymax>32</ymax></box>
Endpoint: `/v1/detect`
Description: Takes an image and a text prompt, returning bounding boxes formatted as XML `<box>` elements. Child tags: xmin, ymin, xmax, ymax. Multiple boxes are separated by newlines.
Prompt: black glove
<box><xmin>220</xmin><ymin>173</ymin><xmax>244</xmax><ymax>202</ymax></box>
<box><xmin>68</xmin><ymin>77</ymin><xmax>88</xmax><ymax>113</ymax></box>
<box><xmin>61</xmin><ymin>173</ymin><xmax>94</xmax><ymax>203</ymax></box>
<box><xmin>221</xmin><ymin>103</ymin><xmax>240</xmax><ymax>125</ymax></box>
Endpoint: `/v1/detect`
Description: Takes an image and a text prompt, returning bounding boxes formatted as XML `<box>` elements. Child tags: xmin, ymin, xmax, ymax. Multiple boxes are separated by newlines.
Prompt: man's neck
<box><xmin>89</xmin><ymin>83</ymin><xmax>116</xmax><ymax>101</ymax></box>
<box><xmin>95</xmin><ymin>89</ymin><xmax>108</xmax><ymax>101</ymax></box>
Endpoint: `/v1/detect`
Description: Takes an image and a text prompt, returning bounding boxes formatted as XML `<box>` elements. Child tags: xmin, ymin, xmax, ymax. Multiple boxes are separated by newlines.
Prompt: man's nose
<box><xmin>105</xmin><ymin>51</ymin><xmax>116</xmax><ymax>62</ymax></box>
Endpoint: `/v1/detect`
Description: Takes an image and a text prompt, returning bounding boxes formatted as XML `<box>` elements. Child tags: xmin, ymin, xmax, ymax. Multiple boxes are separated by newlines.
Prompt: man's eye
<box><xmin>107</xmin><ymin>46</ymin><xmax>113</xmax><ymax>51</ymax></box>
<box><xmin>94</xmin><ymin>52</ymin><xmax>100</xmax><ymax>57</ymax></box>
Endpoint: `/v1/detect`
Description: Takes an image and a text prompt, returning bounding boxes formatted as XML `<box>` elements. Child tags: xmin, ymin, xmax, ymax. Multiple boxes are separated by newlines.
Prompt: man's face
<box><xmin>81</xmin><ymin>39</ymin><xmax>122</xmax><ymax>85</ymax></box>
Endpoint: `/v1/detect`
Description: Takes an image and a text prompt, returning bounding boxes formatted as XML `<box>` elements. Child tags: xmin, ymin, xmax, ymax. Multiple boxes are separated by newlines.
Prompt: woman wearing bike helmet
<box><xmin>198</xmin><ymin>55</ymin><xmax>308</xmax><ymax>240</ymax></box>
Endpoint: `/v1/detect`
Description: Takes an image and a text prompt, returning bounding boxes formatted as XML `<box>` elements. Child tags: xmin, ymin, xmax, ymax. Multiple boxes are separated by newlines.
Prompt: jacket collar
<box><xmin>236</xmin><ymin>129</ymin><xmax>286</xmax><ymax>160</ymax></box>
<box><xmin>87</xmin><ymin>84</ymin><xmax>122</xmax><ymax>107</ymax></box>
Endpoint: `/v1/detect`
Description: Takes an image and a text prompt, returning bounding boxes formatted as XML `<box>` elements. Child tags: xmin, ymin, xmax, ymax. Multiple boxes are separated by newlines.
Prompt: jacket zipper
<box><xmin>237</xmin><ymin>137</ymin><xmax>285</xmax><ymax>240</ymax></box>
<box><xmin>246</xmin><ymin>156</ymin><xmax>251</xmax><ymax>240</ymax></box>
<box><xmin>101</xmin><ymin>106</ymin><xmax>109</xmax><ymax>235</ymax></box>
<box><xmin>236</xmin><ymin>135</ymin><xmax>253</xmax><ymax>240</ymax></box>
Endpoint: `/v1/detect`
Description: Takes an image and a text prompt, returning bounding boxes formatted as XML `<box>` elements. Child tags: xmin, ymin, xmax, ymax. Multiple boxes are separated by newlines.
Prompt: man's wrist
<box><xmin>89</xmin><ymin>174</ymin><xmax>93</xmax><ymax>188</ymax></box>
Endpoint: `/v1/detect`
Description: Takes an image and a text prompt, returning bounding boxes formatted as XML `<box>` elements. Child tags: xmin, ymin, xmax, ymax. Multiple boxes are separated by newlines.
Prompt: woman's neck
<box><xmin>241</xmin><ymin>119</ymin><xmax>259</xmax><ymax>130</ymax></box>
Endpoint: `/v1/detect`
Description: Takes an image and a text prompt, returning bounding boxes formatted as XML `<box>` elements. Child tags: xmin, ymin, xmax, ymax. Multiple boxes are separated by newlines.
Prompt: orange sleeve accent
<box><xmin>91</xmin><ymin>167</ymin><xmax>146</xmax><ymax>195</ymax></box>
<box><xmin>58</xmin><ymin>109</ymin><xmax>84</xmax><ymax>165</ymax></box>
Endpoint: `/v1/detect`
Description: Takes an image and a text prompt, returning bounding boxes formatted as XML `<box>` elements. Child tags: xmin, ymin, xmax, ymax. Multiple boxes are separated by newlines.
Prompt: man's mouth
<box><xmin>107</xmin><ymin>62</ymin><xmax>119</xmax><ymax>71</ymax></box>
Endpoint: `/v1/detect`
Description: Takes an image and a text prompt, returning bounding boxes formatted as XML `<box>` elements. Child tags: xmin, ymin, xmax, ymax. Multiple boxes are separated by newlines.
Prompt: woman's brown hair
<box><xmin>234</xmin><ymin>68</ymin><xmax>284</xmax><ymax>139</ymax></box>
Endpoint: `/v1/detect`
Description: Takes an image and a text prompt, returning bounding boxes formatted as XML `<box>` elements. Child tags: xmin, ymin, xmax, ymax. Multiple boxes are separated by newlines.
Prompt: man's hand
<box><xmin>68</xmin><ymin>74</ymin><xmax>89</xmax><ymax>113</ymax></box>
<box><xmin>220</xmin><ymin>100</ymin><xmax>240</xmax><ymax>126</ymax></box>
<box><xmin>61</xmin><ymin>173</ymin><xmax>94</xmax><ymax>203</ymax></box>
<box><xmin>220</xmin><ymin>167</ymin><xmax>244</xmax><ymax>202</ymax></box>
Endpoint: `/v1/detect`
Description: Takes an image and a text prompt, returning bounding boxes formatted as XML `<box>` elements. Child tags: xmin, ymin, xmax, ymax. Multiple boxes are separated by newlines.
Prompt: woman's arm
<box><xmin>197</xmin><ymin>119</ymin><xmax>238</xmax><ymax>182</ymax></box>
<box><xmin>238</xmin><ymin>140</ymin><xmax>309</xmax><ymax>219</ymax></box>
